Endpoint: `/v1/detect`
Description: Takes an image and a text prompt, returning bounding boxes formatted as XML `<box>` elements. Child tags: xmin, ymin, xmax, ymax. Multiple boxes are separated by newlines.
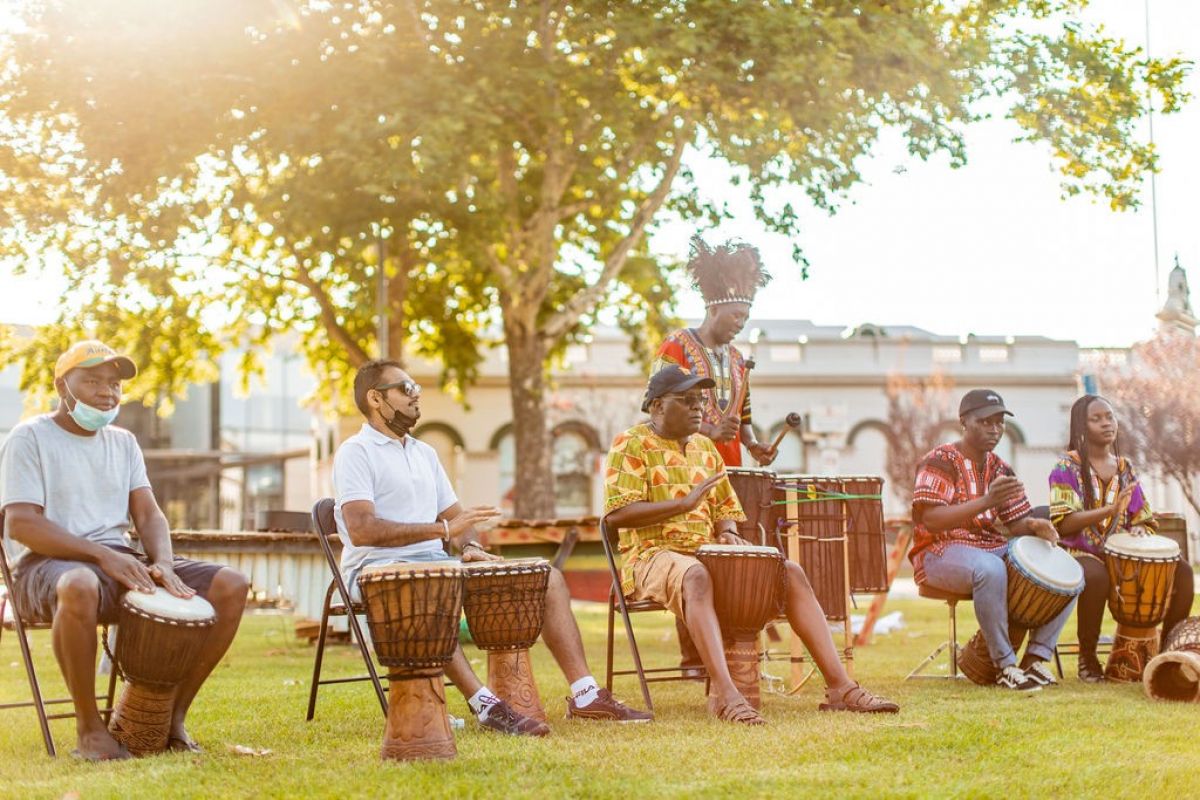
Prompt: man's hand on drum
<box><xmin>681</xmin><ymin>472</ymin><xmax>726</xmax><ymax>513</ymax></box>
<box><xmin>1027</xmin><ymin>517</ymin><xmax>1060</xmax><ymax>545</ymax></box>
<box><xmin>716</xmin><ymin>529</ymin><xmax>751</xmax><ymax>547</ymax></box>
<box><xmin>448</xmin><ymin>505</ymin><xmax>502</xmax><ymax>537</ymax></box>
<box><xmin>148</xmin><ymin>562</ymin><xmax>197</xmax><ymax>599</ymax></box>
<box><xmin>703</xmin><ymin>416</ymin><xmax>741</xmax><ymax>444</ymax></box>
<box><xmin>984</xmin><ymin>475</ymin><xmax>1024</xmax><ymax>508</ymax></box>
<box><xmin>746</xmin><ymin>440</ymin><xmax>778</xmax><ymax>467</ymax></box>
<box><xmin>460</xmin><ymin>543</ymin><xmax>502</xmax><ymax>563</ymax></box>
<box><xmin>97</xmin><ymin>549</ymin><xmax>156</xmax><ymax>594</ymax></box>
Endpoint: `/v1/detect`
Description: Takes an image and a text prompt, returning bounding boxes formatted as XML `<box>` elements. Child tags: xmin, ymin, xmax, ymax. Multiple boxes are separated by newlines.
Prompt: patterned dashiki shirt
<box><xmin>909</xmin><ymin>443</ymin><xmax>1031</xmax><ymax>585</ymax></box>
<box><xmin>652</xmin><ymin>329</ymin><xmax>752</xmax><ymax>467</ymax></box>
<box><xmin>1048</xmin><ymin>452</ymin><xmax>1155</xmax><ymax>558</ymax></box>
<box><xmin>604</xmin><ymin>423</ymin><xmax>745</xmax><ymax>594</ymax></box>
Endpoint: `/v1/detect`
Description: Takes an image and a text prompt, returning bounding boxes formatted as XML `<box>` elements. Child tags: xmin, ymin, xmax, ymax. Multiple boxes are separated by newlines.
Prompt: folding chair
<box><xmin>305</xmin><ymin>498</ymin><xmax>387</xmax><ymax>721</ymax></box>
<box><xmin>0</xmin><ymin>510</ymin><xmax>119</xmax><ymax>757</ymax></box>
<box><xmin>600</xmin><ymin>519</ymin><xmax>704</xmax><ymax>713</ymax></box>
<box><xmin>905</xmin><ymin>584</ymin><xmax>971</xmax><ymax>680</ymax></box>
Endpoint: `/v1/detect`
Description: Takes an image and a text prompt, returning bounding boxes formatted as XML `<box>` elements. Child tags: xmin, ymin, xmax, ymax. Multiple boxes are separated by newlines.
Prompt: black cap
<box><xmin>641</xmin><ymin>365</ymin><xmax>716</xmax><ymax>413</ymax></box>
<box><xmin>959</xmin><ymin>388</ymin><xmax>1013</xmax><ymax>420</ymax></box>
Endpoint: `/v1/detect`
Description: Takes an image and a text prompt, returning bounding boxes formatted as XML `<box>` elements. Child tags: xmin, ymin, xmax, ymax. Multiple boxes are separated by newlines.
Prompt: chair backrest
<box><xmin>0</xmin><ymin>510</ymin><xmax>33</xmax><ymax>627</ymax></box>
<box><xmin>311</xmin><ymin>498</ymin><xmax>357</xmax><ymax>606</ymax></box>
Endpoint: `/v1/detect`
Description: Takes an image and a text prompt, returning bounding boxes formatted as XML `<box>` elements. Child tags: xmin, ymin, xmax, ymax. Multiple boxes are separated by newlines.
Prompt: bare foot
<box><xmin>74</xmin><ymin>728</ymin><xmax>129</xmax><ymax>761</ymax></box>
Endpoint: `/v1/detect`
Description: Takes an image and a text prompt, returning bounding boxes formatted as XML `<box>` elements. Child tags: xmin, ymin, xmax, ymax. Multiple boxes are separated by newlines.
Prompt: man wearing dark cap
<box><xmin>603</xmin><ymin>365</ymin><xmax>899</xmax><ymax>724</ymax></box>
<box><xmin>910</xmin><ymin>388</ymin><xmax>1071</xmax><ymax>691</ymax></box>
<box><xmin>0</xmin><ymin>341</ymin><xmax>249</xmax><ymax>759</ymax></box>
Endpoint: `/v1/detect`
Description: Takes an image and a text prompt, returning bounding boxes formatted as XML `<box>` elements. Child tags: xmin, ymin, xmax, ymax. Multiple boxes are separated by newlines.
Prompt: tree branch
<box><xmin>287</xmin><ymin>248</ymin><xmax>371</xmax><ymax>366</ymax></box>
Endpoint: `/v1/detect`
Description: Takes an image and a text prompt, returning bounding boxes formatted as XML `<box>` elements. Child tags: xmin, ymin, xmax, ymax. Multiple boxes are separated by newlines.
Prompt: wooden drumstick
<box><xmin>767</xmin><ymin>412</ymin><xmax>802</xmax><ymax>452</ymax></box>
<box><xmin>724</xmin><ymin>357</ymin><xmax>755</xmax><ymax>422</ymax></box>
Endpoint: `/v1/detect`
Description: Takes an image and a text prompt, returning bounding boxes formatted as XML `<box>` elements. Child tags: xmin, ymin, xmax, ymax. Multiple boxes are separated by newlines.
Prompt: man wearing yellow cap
<box><xmin>0</xmin><ymin>341</ymin><xmax>249</xmax><ymax>760</ymax></box>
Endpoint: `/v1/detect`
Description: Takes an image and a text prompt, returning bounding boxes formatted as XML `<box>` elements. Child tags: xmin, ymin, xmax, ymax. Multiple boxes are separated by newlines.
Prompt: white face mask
<box><xmin>64</xmin><ymin>384</ymin><xmax>120</xmax><ymax>431</ymax></box>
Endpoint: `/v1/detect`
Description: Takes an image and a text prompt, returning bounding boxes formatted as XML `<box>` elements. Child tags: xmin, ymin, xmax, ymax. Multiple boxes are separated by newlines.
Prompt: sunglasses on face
<box><xmin>374</xmin><ymin>379</ymin><xmax>422</xmax><ymax>399</ymax></box>
<box><xmin>664</xmin><ymin>392</ymin><xmax>705</xmax><ymax>409</ymax></box>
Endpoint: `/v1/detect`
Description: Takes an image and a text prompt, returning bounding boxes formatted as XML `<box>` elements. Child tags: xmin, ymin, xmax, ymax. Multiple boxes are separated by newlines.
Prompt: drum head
<box><xmin>359</xmin><ymin>560</ymin><xmax>463</xmax><ymax>581</ymax></box>
<box><xmin>726</xmin><ymin>467</ymin><xmax>777</xmax><ymax>480</ymax></box>
<box><xmin>122</xmin><ymin>587</ymin><xmax>215</xmax><ymax>621</ymax></box>
<box><xmin>1008</xmin><ymin>536</ymin><xmax>1084</xmax><ymax>592</ymax></box>
<box><xmin>1105</xmin><ymin>533</ymin><xmax>1180</xmax><ymax>560</ymax></box>
<box><xmin>461</xmin><ymin>558</ymin><xmax>549</xmax><ymax>575</ymax></box>
<box><xmin>696</xmin><ymin>543</ymin><xmax>780</xmax><ymax>556</ymax></box>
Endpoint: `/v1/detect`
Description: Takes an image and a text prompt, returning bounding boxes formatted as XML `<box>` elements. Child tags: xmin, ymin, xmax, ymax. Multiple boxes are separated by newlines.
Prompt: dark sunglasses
<box><xmin>374</xmin><ymin>379</ymin><xmax>422</xmax><ymax>398</ymax></box>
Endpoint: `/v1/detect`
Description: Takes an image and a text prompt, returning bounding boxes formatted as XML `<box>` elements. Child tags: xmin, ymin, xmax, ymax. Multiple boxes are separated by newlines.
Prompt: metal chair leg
<box><xmin>613</xmin><ymin>586</ymin><xmax>654</xmax><ymax>713</ymax></box>
<box><xmin>605</xmin><ymin>591</ymin><xmax>616</xmax><ymax>693</ymax></box>
<box><xmin>347</xmin><ymin>607</ymin><xmax>387</xmax><ymax>716</ymax></box>
<box><xmin>948</xmin><ymin>600</ymin><xmax>959</xmax><ymax>678</ymax></box>
<box><xmin>13</xmin><ymin>613</ymin><xmax>56</xmax><ymax>756</ymax></box>
<box><xmin>305</xmin><ymin>583</ymin><xmax>336</xmax><ymax>722</ymax></box>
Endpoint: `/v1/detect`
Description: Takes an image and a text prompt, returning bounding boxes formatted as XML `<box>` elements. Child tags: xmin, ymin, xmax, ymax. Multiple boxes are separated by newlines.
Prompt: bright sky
<box><xmin>2</xmin><ymin>0</ymin><xmax>1196</xmax><ymax>348</ymax></box>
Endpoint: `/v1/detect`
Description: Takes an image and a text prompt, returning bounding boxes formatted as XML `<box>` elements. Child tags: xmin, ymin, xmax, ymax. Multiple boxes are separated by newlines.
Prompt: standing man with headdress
<box><xmin>653</xmin><ymin>236</ymin><xmax>778</xmax><ymax>469</ymax></box>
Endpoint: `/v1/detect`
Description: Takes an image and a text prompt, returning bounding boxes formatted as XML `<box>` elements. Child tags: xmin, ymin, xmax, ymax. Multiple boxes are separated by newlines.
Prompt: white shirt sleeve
<box><xmin>126</xmin><ymin>433</ymin><xmax>151</xmax><ymax>492</ymax></box>
<box><xmin>0</xmin><ymin>428</ymin><xmax>46</xmax><ymax>509</ymax></box>
<box><xmin>334</xmin><ymin>441</ymin><xmax>377</xmax><ymax>505</ymax></box>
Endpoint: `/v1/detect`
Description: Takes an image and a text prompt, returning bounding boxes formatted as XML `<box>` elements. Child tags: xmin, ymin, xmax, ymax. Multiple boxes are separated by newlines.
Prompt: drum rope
<box><xmin>100</xmin><ymin>624</ymin><xmax>126</xmax><ymax>683</ymax></box>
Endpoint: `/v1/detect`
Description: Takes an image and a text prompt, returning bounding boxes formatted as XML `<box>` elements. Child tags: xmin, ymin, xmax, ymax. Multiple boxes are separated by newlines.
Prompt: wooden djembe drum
<box><xmin>357</xmin><ymin>562</ymin><xmax>463</xmax><ymax>761</ymax></box>
<box><xmin>1144</xmin><ymin>617</ymin><xmax>1200</xmax><ymax>702</ymax></box>
<box><xmin>695</xmin><ymin>544</ymin><xmax>785</xmax><ymax>710</ymax></box>
<box><xmin>461</xmin><ymin>558</ymin><xmax>551</xmax><ymax>722</ymax></box>
<box><xmin>958</xmin><ymin>537</ymin><xmax>1083</xmax><ymax>685</ymax></box>
<box><xmin>1104</xmin><ymin>533</ymin><xmax>1179</xmax><ymax>683</ymax></box>
<box><xmin>107</xmin><ymin>588</ymin><xmax>216</xmax><ymax>756</ymax></box>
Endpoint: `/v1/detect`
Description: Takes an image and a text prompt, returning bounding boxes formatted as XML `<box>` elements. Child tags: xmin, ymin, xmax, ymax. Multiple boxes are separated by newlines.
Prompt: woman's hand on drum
<box><xmin>716</xmin><ymin>530</ymin><xmax>751</xmax><ymax>546</ymax></box>
<box><xmin>1027</xmin><ymin>517</ymin><xmax>1060</xmax><ymax>545</ymax></box>
<box><xmin>149</xmin><ymin>562</ymin><xmax>197</xmax><ymax>599</ymax></box>
<box><xmin>448</xmin><ymin>506</ymin><xmax>502</xmax><ymax>537</ymax></box>
<box><xmin>97</xmin><ymin>549</ymin><xmax>156</xmax><ymax>594</ymax></box>
<box><xmin>681</xmin><ymin>473</ymin><xmax>727</xmax><ymax>513</ymax></box>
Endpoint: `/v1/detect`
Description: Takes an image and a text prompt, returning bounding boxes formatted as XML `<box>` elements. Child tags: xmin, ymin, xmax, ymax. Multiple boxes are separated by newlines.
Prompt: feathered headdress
<box><xmin>686</xmin><ymin>236</ymin><xmax>771</xmax><ymax>308</ymax></box>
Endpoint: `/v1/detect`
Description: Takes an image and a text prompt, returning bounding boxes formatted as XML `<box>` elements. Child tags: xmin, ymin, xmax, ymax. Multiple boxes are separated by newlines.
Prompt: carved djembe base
<box><xmin>958</xmin><ymin>627</ymin><xmax>1031</xmax><ymax>686</ymax></box>
<box><xmin>1106</xmin><ymin>625</ymin><xmax>1160</xmax><ymax>683</ymax></box>
<box><xmin>704</xmin><ymin>634</ymin><xmax>763</xmax><ymax>710</ymax></box>
<box><xmin>381</xmin><ymin>673</ymin><xmax>456</xmax><ymax>761</ymax></box>
<box><xmin>108</xmin><ymin>684</ymin><xmax>176</xmax><ymax>756</ymax></box>
<box><xmin>488</xmin><ymin>649</ymin><xmax>545</xmax><ymax>722</ymax></box>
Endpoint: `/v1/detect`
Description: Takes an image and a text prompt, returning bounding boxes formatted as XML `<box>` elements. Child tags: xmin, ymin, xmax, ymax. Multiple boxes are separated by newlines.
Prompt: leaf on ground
<box><xmin>282</xmin><ymin>678</ymin><xmax>301</xmax><ymax>686</ymax></box>
<box><xmin>227</xmin><ymin>744</ymin><xmax>272</xmax><ymax>757</ymax></box>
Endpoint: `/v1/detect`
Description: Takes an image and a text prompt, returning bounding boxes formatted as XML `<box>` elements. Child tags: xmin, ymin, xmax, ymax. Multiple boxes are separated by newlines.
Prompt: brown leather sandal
<box><xmin>819</xmin><ymin>682</ymin><xmax>899</xmax><ymax>714</ymax></box>
<box><xmin>712</xmin><ymin>698</ymin><xmax>767</xmax><ymax>726</ymax></box>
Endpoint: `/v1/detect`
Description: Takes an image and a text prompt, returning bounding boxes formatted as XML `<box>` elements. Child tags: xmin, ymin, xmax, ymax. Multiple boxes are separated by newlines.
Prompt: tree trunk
<box><xmin>504</xmin><ymin>321</ymin><xmax>556</xmax><ymax>520</ymax></box>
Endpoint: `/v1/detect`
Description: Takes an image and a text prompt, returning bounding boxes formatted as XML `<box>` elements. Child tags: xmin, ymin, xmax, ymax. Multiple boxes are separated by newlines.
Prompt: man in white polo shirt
<box><xmin>334</xmin><ymin>359</ymin><xmax>652</xmax><ymax>736</ymax></box>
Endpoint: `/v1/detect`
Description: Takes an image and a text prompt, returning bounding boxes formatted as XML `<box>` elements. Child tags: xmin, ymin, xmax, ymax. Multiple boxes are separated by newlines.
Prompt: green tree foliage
<box><xmin>0</xmin><ymin>0</ymin><xmax>1188</xmax><ymax>515</ymax></box>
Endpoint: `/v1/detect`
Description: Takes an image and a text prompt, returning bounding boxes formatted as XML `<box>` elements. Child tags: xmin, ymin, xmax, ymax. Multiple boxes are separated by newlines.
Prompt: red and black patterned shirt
<box><xmin>909</xmin><ymin>443</ymin><xmax>1031</xmax><ymax>584</ymax></box>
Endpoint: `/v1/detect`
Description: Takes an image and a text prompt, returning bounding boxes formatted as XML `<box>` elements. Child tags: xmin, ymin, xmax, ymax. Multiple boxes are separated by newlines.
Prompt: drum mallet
<box><xmin>767</xmin><ymin>412</ymin><xmax>802</xmax><ymax>452</ymax></box>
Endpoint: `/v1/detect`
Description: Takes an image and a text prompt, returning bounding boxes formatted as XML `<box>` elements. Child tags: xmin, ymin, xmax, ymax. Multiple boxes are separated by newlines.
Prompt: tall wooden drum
<box><xmin>840</xmin><ymin>475</ymin><xmax>890</xmax><ymax>594</ymax></box>
<box><xmin>1104</xmin><ymin>533</ymin><xmax>1179</xmax><ymax>683</ymax></box>
<box><xmin>695</xmin><ymin>544</ymin><xmax>785</xmax><ymax>710</ymax></box>
<box><xmin>461</xmin><ymin>559</ymin><xmax>550</xmax><ymax>722</ymax></box>
<box><xmin>725</xmin><ymin>468</ymin><xmax>779</xmax><ymax>546</ymax></box>
<box><xmin>358</xmin><ymin>561</ymin><xmax>463</xmax><ymax>761</ymax></box>
<box><xmin>108</xmin><ymin>588</ymin><xmax>216</xmax><ymax>756</ymax></box>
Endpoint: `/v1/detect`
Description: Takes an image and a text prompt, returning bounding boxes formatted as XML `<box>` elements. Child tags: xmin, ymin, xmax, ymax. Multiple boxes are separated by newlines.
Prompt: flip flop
<box><xmin>70</xmin><ymin>747</ymin><xmax>130</xmax><ymax>762</ymax></box>
<box><xmin>167</xmin><ymin>736</ymin><xmax>203</xmax><ymax>754</ymax></box>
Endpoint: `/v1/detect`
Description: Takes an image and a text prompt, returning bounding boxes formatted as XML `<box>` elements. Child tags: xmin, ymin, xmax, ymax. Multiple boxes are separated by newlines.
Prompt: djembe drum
<box><xmin>461</xmin><ymin>559</ymin><xmax>551</xmax><ymax>722</ymax></box>
<box><xmin>840</xmin><ymin>475</ymin><xmax>889</xmax><ymax>594</ymax></box>
<box><xmin>358</xmin><ymin>562</ymin><xmax>463</xmax><ymax>761</ymax></box>
<box><xmin>695</xmin><ymin>544</ymin><xmax>785</xmax><ymax>710</ymax></box>
<box><xmin>725</xmin><ymin>468</ymin><xmax>779</xmax><ymax>546</ymax></box>
<box><xmin>1143</xmin><ymin>617</ymin><xmax>1200</xmax><ymax>702</ymax></box>
<box><xmin>107</xmin><ymin>588</ymin><xmax>216</xmax><ymax>756</ymax></box>
<box><xmin>958</xmin><ymin>537</ymin><xmax>1083</xmax><ymax>685</ymax></box>
<box><xmin>1104</xmin><ymin>533</ymin><xmax>1180</xmax><ymax>682</ymax></box>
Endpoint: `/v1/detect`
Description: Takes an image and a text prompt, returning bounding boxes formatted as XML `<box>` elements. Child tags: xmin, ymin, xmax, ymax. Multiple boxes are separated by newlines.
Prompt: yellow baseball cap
<box><xmin>54</xmin><ymin>340</ymin><xmax>137</xmax><ymax>381</ymax></box>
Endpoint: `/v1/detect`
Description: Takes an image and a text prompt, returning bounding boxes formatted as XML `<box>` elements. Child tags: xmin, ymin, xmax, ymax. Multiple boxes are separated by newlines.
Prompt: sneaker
<box><xmin>1078</xmin><ymin>656</ymin><xmax>1105</xmax><ymax>684</ymax></box>
<box><xmin>566</xmin><ymin>688</ymin><xmax>653</xmax><ymax>723</ymax></box>
<box><xmin>1022</xmin><ymin>660</ymin><xmax>1058</xmax><ymax>687</ymax></box>
<box><xmin>995</xmin><ymin>665</ymin><xmax>1042</xmax><ymax>692</ymax></box>
<box><xmin>479</xmin><ymin>700</ymin><xmax>550</xmax><ymax>737</ymax></box>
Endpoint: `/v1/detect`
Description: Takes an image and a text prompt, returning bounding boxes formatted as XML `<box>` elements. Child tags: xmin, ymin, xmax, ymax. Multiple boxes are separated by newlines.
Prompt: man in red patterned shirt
<box><xmin>910</xmin><ymin>389</ymin><xmax>1072</xmax><ymax>690</ymax></box>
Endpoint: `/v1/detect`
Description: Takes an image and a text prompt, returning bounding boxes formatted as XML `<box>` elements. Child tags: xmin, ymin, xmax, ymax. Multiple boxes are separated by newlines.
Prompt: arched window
<box><xmin>490</xmin><ymin>424</ymin><xmax>516</xmax><ymax>514</ymax></box>
<box><xmin>414</xmin><ymin>423</ymin><xmax>465</xmax><ymax>489</ymax></box>
<box><xmin>768</xmin><ymin>422</ymin><xmax>805</xmax><ymax>473</ymax></box>
<box><xmin>553</xmin><ymin>422</ymin><xmax>600</xmax><ymax>516</ymax></box>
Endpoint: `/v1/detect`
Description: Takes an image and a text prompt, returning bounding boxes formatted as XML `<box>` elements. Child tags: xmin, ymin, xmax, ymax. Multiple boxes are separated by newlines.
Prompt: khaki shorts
<box><xmin>629</xmin><ymin>549</ymin><xmax>703</xmax><ymax>619</ymax></box>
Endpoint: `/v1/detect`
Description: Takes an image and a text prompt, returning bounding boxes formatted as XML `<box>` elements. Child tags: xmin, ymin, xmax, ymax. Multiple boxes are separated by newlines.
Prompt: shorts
<box><xmin>629</xmin><ymin>549</ymin><xmax>703</xmax><ymax>619</ymax></box>
<box><xmin>13</xmin><ymin>544</ymin><xmax>225</xmax><ymax>624</ymax></box>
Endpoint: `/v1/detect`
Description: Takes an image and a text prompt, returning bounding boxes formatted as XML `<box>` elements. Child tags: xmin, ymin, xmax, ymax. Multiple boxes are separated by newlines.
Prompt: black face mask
<box><xmin>380</xmin><ymin>397</ymin><xmax>418</xmax><ymax>437</ymax></box>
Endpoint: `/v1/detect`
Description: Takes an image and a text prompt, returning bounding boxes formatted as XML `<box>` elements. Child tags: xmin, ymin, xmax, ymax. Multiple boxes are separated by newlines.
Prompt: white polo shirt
<box><xmin>332</xmin><ymin>423</ymin><xmax>457</xmax><ymax>590</ymax></box>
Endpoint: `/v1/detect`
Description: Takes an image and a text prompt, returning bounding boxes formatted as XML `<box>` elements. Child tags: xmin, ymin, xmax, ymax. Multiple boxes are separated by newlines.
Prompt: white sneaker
<box><xmin>996</xmin><ymin>665</ymin><xmax>1042</xmax><ymax>691</ymax></box>
<box><xmin>1023</xmin><ymin>660</ymin><xmax>1058</xmax><ymax>687</ymax></box>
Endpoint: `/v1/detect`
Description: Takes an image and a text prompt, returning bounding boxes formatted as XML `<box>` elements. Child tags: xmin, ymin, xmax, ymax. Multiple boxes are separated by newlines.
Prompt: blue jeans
<box><xmin>923</xmin><ymin>543</ymin><xmax>1077</xmax><ymax>668</ymax></box>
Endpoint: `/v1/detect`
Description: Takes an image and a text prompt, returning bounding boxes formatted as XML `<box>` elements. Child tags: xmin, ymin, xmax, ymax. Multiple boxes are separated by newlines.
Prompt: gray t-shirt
<box><xmin>0</xmin><ymin>414</ymin><xmax>150</xmax><ymax>564</ymax></box>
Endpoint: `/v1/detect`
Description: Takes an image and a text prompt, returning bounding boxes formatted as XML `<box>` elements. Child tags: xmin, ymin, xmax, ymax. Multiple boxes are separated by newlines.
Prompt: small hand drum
<box><xmin>695</xmin><ymin>544</ymin><xmax>785</xmax><ymax>710</ymax></box>
<box><xmin>1104</xmin><ymin>533</ymin><xmax>1179</xmax><ymax>682</ymax></box>
<box><xmin>1144</xmin><ymin>617</ymin><xmax>1200</xmax><ymax>702</ymax></box>
<box><xmin>358</xmin><ymin>561</ymin><xmax>463</xmax><ymax>761</ymax></box>
<box><xmin>108</xmin><ymin>588</ymin><xmax>216</xmax><ymax>756</ymax></box>
<box><xmin>461</xmin><ymin>558</ymin><xmax>550</xmax><ymax>722</ymax></box>
<box><xmin>1007</xmin><ymin>536</ymin><xmax>1084</xmax><ymax>630</ymax></box>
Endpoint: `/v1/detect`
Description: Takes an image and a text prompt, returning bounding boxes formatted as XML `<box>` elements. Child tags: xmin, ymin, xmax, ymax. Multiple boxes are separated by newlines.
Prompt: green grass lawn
<box><xmin>3</xmin><ymin>598</ymin><xmax>1200</xmax><ymax>799</ymax></box>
